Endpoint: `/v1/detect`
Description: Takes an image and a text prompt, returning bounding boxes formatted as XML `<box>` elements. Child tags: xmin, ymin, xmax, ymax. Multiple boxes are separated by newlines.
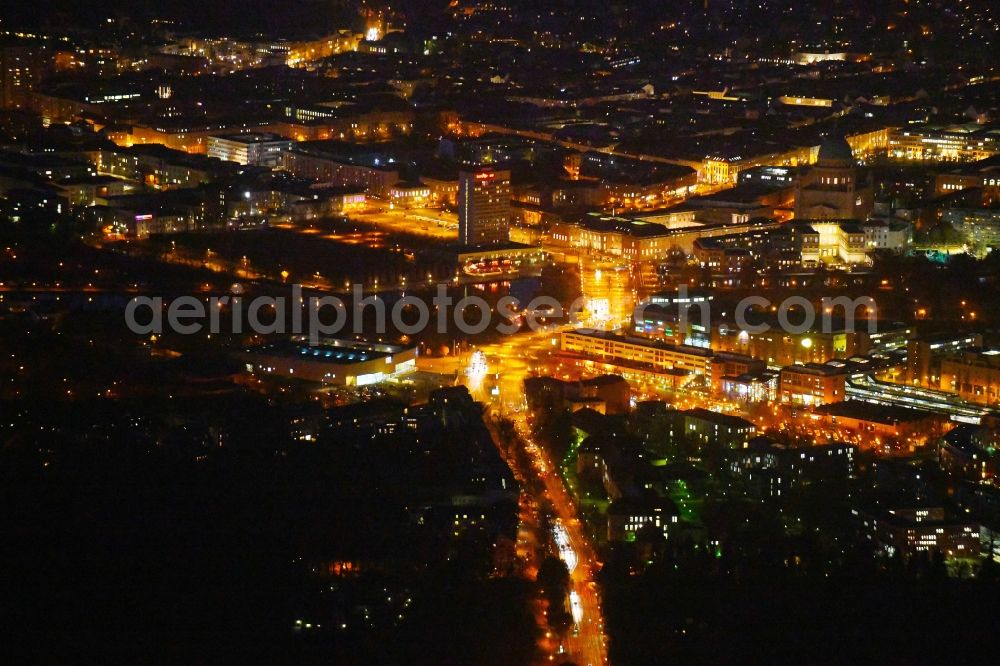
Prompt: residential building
<box><xmin>682</xmin><ymin>408</ymin><xmax>757</xmax><ymax>449</ymax></box>
<box><xmin>856</xmin><ymin>507</ymin><xmax>981</xmax><ymax>560</ymax></box>
<box><xmin>732</xmin><ymin>439</ymin><xmax>856</xmax><ymax>499</ymax></box>
<box><xmin>607</xmin><ymin>497</ymin><xmax>680</xmax><ymax>542</ymax></box>
<box><xmin>1</xmin><ymin>40</ymin><xmax>49</xmax><ymax>109</ymax></box>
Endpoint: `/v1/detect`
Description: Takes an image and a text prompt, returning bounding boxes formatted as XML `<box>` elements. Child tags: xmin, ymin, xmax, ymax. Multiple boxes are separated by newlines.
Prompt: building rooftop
<box><xmin>814</xmin><ymin>400</ymin><xmax>932</xmax><ymax>424</ymax></box>
<box><xmin>817</xmin><ymin>135</ymin><xmax>855</xmax><ymax>163</ymax></box>
<box><xmin>782</xmin><ymin>362</ymin><xmax>849</xmax><ymax>376</ymax></box>
<box><xmin>683</xmin><ymin>407</ymin><xmax>756</xmax><ymax>430</ymax></box>
<box><xmin>245</xmin><ymin>337</ymin><xmax>412</xmax><ymax>366</ymax></box>
<box><xmin>607</xmin><ymin>496</ymin><xmax>679</xmax><ymax>517</ymax></box>
<box><xmin>210</xmin><ymin>132</ymin><xmax>289</xmax><ymax>144</ymax></box>
<box><xmin>566</xmin><ymin>329</ymin><xmax>715</xmax><ymax>357</ymax></box>
<box><xmin>581</xmin><ymin>374</ymin><xmax>629</xmax><ymax>387</ymax></box>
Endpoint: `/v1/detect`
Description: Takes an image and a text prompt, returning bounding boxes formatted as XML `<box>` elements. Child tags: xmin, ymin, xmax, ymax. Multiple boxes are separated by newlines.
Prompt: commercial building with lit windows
<box><xmin>792</xmin><ymin>221</ymin><xmax>870</xmax><ymax>266</ymax></box>
<box><xmin>708</xmin><ymin>350</ymin><xmax>774</xmax><ymax>403</ymax></box>
<box><xmin>282</xmin><ymin>142</ymin><xmax>401</xmax><ymax>197</ymax></box>
<box><xmin>458</xmin><ymin>168</ymin><xmax>511</xmax><ymax>246</ymax></box>
<box><xmin>714</xmin><ymin>320</ymin><xmax>866</xmax><ymax>368</ymax></box>
<box><xmin>561</xmin><ymin>329</ymin><xmax>716</xmax><ymax>376</ymax></box>
<box><xmin>243</xmin><ymin>337</ymin><xmax>417</xmax><ymax>386</ymax></box>
<box><xmin>811</xmin><ymin>401</ymin><xmax>944</xmax><ymax>450</ymax></box>
<box><xmin>632</xmin><ymin>292</ymin><xmax>715</xmax><ymax>347</ymax></box>
<box><xmin>940</xmin><ymin>349</ymin><xmax>1000</xmax><ymax>406</ymax></box>
<box><xmin>548</xmin><ymin>213</ymin><xmax>783</xmax><ymax>259</ymax></box>
<box><xmin>779</xmin><ymin>363</ymin><xmax>847</xmax><ymax>406</ymax></box>
<box><xmin>933</xmin><ymin>156</ymin><xmax>1000</xmax><ymax>196</ymax></box>
<box><xmin>889</xmin><ymin>123</ymin><xmax>1000</xmax><ymax>162</ymax></box>
<box><xmin>904</xmin><ymin>333</ymin><xmax>982</xmax><ymax>387</ymax></box>
<box><xmin>388</xmin><ymin>181</ymin><xmax>430</xmax><ymax>208</ymax></box>
<box><xmin>207</xmin><ymin>132</ymin><xmax>293</xmax><ymax>167</ymax></box>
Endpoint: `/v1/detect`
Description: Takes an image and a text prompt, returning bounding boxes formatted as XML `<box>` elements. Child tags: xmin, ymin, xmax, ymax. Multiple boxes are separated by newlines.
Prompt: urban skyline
<box><xmin>2</xmin><ymin>1</ymin><xmax>1000</xmax><ymax>664</ymax></box>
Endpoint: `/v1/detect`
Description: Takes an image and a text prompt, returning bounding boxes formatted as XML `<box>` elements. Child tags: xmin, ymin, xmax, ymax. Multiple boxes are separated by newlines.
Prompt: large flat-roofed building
<box><xmin>714</xmin><ymin>318</ymin><xmax>868</xmax><ymax>367</ymax></box>
<box><xmin>93</xmin><ymin>144</ymin><xmax>240</xmax><ymax>189</ymax></box>
<box><xmin>692</xmin><ymin>238</ymin><xmax>753</xmax><ymax>272</ymax></box>
<box><xmin>108</xmin><ymin>120</ymin><xmax>279</xmax><ymax>155</ymax></box>
<box><xmin>95</xmin><ymin>187</ymin><xmax>228</xmax><ymax>237</ymax></box>
<box><xmin>719</xmin><ymin>371</ymin><xmax>778</xmax><ymax>404</ymax></box>
<box><xmin>548</xmin><ymin>215</ymin><xmax>678</xmax><ymax>259</ymax></box>
<box><xmin>943</xmin><ymin>207</ymin><xmax>1000</xmax><ymax>257</ymax></box>
<box><xmin>711</xmin><ymin>352</ymin><xmax>768</xmax><ymax>389</ymax></box>
<box><xmin>388</xmin><ymin>181</ymin><xmax>431</xmax><ymax>208</ymax></box>
<box><xmin>738</xmin><ymin>165</ymin><xmax>800</xmax><ymax>188</ymax></box>
<box><xmin>561</xmin><ymin>329</ymin><xmax>715</xmax><ymax>377</ymax></box>
<box><xmin>573</xmin><ymin>150</ymin><xmax>698</xmax><ymax>208</ymax></box>
<box><xmin>933</xmin><ymin>155</ymin><xmax>1000</xmax><ymax>196</ymax></box>
<box><xmin>700</xmin><ymin>143</ymin><xmax>815</xmax><ymax>186</ymax></box>
<box><xmin>561</xmin><ymin>328</ymin><xmax>781</xmax><ymax>395</ymax></box>
<box><xmin>453</xmin><ymin>241</ymin><xmax>545</xmax><ymax>275</ymax></box>
<box><xmin>905</xmin><ymin>333</ymin><xmax>983</xmax><ymax>387</ymax></box>
<box><xmin>278</xmin><ymin>105</ymin><xmax>413</xmax><ymax>143</ymax></box>
<box><xmin>889</xmin><ymin>123</ymin><xmax>1000</xmax><ymax>162</ymax></box>
<box><xmin>811</xmin><ymin>401</ymin><xmax>944</xmax><ymax>450</ymax></box>
<box><xmin>440</xmin><ymin>133</ymin><xmax>539</xmax><ymax>166</ymax></box>
<box><xmin>53</xmin><ymin>175</ymin><xmax>128</xmax><ymax>209</ymax></box>
<box><xmin>681</xmin><ymin>225</ymin><xmax>803</xmax><ymax>271</ymax></box>
<box><xmin>421</xmin><ymin>169</ymin><xmax>460</xmax><ymax>207</ymax></box>
<box><xmin>632</xmin><ymin>292</ymin><xmax>715</xmax><ymax>347</ymax></box>
<box><xmin>281</xmin><ymin>141</ymin><xmax>401</xmax><ymax>197</ymax></box>
<box><xmin>940</xmin><ymin>349</ymin><xmax>1000</xmax><ymax>407</ymax></box>
<box><xmin>548</xmin><ymin>213</ymin><xmax>782</xmax><ymax>258</ymax></box>
<box><xmin>792</xmin><ymin>220</ymin><xmax>870</xmax><ymax>266</ymax></box>
<box><xmin>243</xmin><ymin>337</ymin><xmax>417</xmax><ymax>386</ymax></box>
<box><xmin>233</xmin><ymin>185</ymin><xmax>366</xmax><ymax>221</ymax></box>
<box><xmin>207</xmin><ymin>132</ymin><xmax>293</xmax><ymax>167</ymax></box>
<box><xmin>458</xmin><ymin>168</ymin><xmax>511</xmax><ymax>246</ymax></box>
<box><xmin>779</xmin><ymin>363</ymin><xmax>847</xmax><ymax>406</ymax></box>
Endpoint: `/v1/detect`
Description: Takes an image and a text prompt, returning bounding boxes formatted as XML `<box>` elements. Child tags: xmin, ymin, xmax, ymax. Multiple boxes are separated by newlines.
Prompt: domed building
<box><xmin>793</xmin><ymin>136</ymin><xmax>873</xmax><ymax>221</ymax></box>
<box><xmin>816</xmin><ymin>136</ymin><xmax>855</xmax><ymax>163</ymax></box>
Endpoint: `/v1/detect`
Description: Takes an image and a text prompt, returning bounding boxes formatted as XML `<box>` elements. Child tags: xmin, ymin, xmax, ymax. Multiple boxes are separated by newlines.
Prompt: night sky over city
<box><xmin>2</xmin><ymin>1</ymin><xmax>1000</xmax><ymax>664</ymax></box>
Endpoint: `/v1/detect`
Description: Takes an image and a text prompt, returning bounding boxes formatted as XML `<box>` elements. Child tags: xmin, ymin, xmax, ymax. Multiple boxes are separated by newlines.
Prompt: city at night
<box><xmin>3</xmin><ymin>1</ymin><xmax>1000</xmax><ymax>663</ymax></box>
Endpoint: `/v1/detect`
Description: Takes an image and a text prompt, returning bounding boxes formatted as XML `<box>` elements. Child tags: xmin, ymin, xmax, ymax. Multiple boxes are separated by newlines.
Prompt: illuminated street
<box><xmin>419</xmin><ymin>325</ymin><xmax>609</xmax><ymax>666</ymax></box>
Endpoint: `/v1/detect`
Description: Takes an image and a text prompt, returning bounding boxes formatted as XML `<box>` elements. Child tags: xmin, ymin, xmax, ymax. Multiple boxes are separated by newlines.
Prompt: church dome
<box><xmin>817</xmin><ymin>136</ymin><xmax>855</xmax><ymax>164</ymax></box>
